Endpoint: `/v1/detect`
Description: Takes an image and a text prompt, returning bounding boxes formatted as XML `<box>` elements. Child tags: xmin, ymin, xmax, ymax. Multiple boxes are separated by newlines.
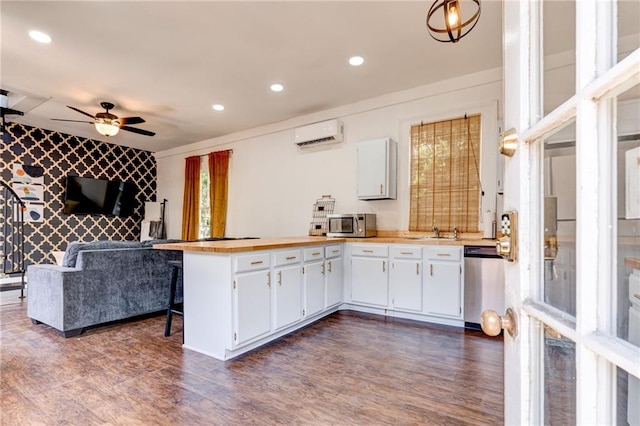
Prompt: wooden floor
<box><xmin>1</xmin><ymin>302</ymin><xmax>504</xmax><ymax>425</ymax></box>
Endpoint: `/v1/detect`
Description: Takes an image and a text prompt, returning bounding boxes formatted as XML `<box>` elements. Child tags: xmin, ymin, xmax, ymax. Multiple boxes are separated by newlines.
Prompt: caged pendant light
<box><xmin>426</xmin><ymin>0</ymin><xmax>481</xmax><ymax>43</ymax></box>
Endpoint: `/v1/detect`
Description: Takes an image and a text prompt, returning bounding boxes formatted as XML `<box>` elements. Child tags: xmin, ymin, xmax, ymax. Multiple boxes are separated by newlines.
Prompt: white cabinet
<box><xmin>351</xmin><ymin>245</ymin><xmax>389</xmax><ymax>306</ymax></box>
<box><xmin>357</xmin><ymin>137</ymin><xmax>397</xmax><ymax>200</ymax></box>
<box><xmin>346</xmin><ymin>243</ymin><xmax>464</xmax><ymax>326</ymax></box>
<box><xmin>325</xmin><ymin>244</ymin><xmax>343</xmax><ymax>308</ymax></box>
<box><xmin>326</xmin><ymin>257</ymin><xmax>343</xmax><ymax>307</ymax></box>
<box><xmin>389</xmin><ymin>246</ymin><xmax>423</xmax><ymax>313</ymax></box>
<box><xmin>303</xmin><ymin>247</ymin><xmax>326</xmax><ymax>317</ymax></box>
<box><xmin>273</xmin><ymin>250</ymin><xmax>303</xmax><ymax>330</ymax></box>
<box><xmin>234</xmin><ymin>269</ymin><xmax>271</xmax><ymax>346</ymax></box>
<box><xmin>423</xmin><ymin>246</ymin><xmax>463</xmax><ymax>319</ymax></box>
<box><xmin>187</xmin><ymin>243</ymin><xmax>345</xmax><ymax>360</ymax></box>
<box><xmin>304</xmin><ymin>261</ymin><xmax>325</xmax><ymax>317</ymax></box>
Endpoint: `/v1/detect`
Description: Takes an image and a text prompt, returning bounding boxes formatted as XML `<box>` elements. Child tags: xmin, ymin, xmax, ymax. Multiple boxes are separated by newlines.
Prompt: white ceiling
<box><xmin>2</xmin><ymin>1</ymin><xmax>638</xmax><ymax>153</ymax></box>
<box><xmin>2</xmin><ymin>1</ymin><xmax>504</xmax><ymax>152</ymax></box>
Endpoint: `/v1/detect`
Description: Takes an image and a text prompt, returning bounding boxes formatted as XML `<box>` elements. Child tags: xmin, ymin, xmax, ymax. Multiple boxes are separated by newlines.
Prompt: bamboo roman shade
<box><xmin>409</xmin><ymin>114</ymin><xmax>481</xmax><ymax>233</ymax></box>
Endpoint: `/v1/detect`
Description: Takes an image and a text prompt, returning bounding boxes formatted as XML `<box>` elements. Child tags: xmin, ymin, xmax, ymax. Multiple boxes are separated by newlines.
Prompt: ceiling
<box><xmin>1</xmin><ymin>1</ymin><xmax>504</xmax><ymax>152</ymax></box>
<box><xmin>2</xmin><ymin>1</ymin><xmax>638</xmax><ymax>153</ymax></box>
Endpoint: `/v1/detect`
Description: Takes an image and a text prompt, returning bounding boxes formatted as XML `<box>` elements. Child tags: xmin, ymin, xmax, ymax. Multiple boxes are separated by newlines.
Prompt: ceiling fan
<box><xmin>52</xmin><ymin>102</ymin><xmax>155</xmax><ymax>137</ymax></box>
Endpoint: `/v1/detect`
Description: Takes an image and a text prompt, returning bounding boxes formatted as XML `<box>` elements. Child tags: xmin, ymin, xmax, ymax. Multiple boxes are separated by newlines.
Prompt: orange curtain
<box><xmin>181</xmin><ymin>156</ymin><xmax>201</xmax><ymax>240</ymax></box>
<box><xmin>208</xmin><ymin>150</ymin><xmax>231</xmax><ymax>237</ymax></box>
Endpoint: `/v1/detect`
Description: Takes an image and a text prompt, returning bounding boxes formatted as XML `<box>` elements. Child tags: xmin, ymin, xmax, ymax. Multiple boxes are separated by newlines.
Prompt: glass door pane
<box><xmin>543</xmin><ymin>124</ymin><xmax>577</xmax><ymax>317</ymax></box>
<box><xmin>543</xmin><ymin>325</ymin><xmax>576</xmax><ymax>425</ymax></box>
<box><xmin>615</xmin><ymin>82</ymin><xmax>640</xmax><ymax>426</ymax></box>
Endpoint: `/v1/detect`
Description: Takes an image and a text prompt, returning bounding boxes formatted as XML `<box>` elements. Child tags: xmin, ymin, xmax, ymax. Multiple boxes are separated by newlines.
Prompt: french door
<box><xmin>500</xmin><ymin>0</ymin><xmax>640</xmax><ymax>424</ymax></box>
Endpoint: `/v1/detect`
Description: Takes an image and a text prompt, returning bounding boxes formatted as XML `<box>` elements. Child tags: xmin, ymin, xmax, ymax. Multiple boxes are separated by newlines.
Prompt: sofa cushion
<box><xmin>62</xmin><ymin>240</ymin><xmax>143</xmax><ymax>268</ymax></box>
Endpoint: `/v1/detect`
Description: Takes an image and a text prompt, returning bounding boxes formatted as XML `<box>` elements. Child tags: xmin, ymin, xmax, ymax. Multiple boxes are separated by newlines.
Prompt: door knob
<box><xmin>481</xmin><ymin>308</ymin><xmax>518</xmax><ymax>338</ymax></box>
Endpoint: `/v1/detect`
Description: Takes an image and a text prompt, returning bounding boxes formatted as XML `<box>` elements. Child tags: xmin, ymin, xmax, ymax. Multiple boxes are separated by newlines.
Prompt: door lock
<box><xmin>497</xmin><ymin>211</ymin><xmax>518</xmax><ymax>262</ymax></box>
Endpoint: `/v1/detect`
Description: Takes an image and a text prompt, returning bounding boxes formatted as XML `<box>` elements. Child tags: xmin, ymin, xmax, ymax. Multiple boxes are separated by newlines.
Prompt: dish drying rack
<box><xmin>308</xmin><ymin>195</ymin><xmax>335</xmax><ymax>236</ymax></box>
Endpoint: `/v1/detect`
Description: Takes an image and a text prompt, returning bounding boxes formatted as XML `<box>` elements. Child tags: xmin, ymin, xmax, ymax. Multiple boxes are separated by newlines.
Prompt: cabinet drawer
<box><xmin>274</xmin><ymin>249</ymin><xmax>301</xmax><ymax>266</ymax></box>
<box><xmin>390</xmin><ymin>246</ymin><xmax>422</xmax><ymax>259</ymax></box>
<box><xmin>235</xmin><ymin>253</ymin><xmax>271</xmax><ymax>272</ymax></box>
<box><xmin>303</xmin><ymin>247</ymin><xmax>325</xmax><ymax>262</ymax></box>
<box><xmin>325</xmin><ymin>245</ymin><xmax>342</xmax><ymax>259</ymax></box>
<box><xmin>425</xmin><ymin>246</ymin><xmax>461</xmax><ymax>261</ymax></box>
<box><xmin>351</xmin><ymin>244</ymin><xmax>388</xmax><ymax>257</ymax></box>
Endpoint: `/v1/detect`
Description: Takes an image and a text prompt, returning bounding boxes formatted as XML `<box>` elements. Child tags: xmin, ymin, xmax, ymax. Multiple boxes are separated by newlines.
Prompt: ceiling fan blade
<box><xmin>120</xmin><ymin>116</ymin><xmax>145</xmax><ymax>125</ymax></box>
<box><xmin>121</xmin><ymin>125</ymin><xmax>155</xmax><ymax>137</ymax></box>
<box><xmin>67</xmin><ymin>105</ymin><xmax>96</xmax><ymax>119</ymax></box>
<box><xmin>51</xmin><ymin>119</ymin><xmax>94</xmax><ymax>123</ymax></box>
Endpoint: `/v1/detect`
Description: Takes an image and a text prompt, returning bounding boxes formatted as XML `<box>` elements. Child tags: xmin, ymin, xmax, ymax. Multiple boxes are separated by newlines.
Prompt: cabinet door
<box><xmin>304</xmin><ymin>261</ymin><xmax>325</xmax><ymax>317</ymax></box>
<box><xmin>390</xmin><ymin>259</ymin><xmax>422</xmax><ymax>312</ymax></box>
<box><xmin>326</xmin><ymin>258</ymin><xmax>343</xmax><ymax>307</ymax></box>
<box><xmin>357</xmin><ymin>138</ymin><xmax>396</xmax><ymax>200</ymax></box>
<box><xmin>274</xmin><ymin>265</ymin><xmax>302</xmax><ymax>330</ymax></box>
<box><xmin>234</xmin><ymin>270</ymin><xmax>271</xmax><ymax>346</ymax></box>
<box><xmin>351</xmin><ymin>257</ymin><xmax>388</xmax><ymax>306</ymax></box>
<box><xmin>423</xmin><ymin>262</ymin><xmax>462</xmax><ymax>318</ymax></box>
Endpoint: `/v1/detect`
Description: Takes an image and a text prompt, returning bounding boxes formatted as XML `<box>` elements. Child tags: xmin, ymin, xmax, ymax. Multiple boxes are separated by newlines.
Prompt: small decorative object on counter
<box><xmin>308</xmin><ymin>195</ymin><xmax>335</xmax><ymax>236</ymax></box>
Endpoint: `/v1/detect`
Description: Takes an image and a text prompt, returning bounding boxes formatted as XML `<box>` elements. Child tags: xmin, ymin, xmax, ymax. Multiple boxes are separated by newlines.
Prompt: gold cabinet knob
<box><xmin>481</xmin><ymin>308</ymin><xmax>518</xmax><ymax>338</ymax></box>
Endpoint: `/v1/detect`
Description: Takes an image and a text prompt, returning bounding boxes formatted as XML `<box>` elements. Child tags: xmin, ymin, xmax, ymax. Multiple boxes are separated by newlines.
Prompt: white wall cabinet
<box><xmin>389</xmin><ymin>246</ymin><xmax>423</xmax><ymax>313</ymax></box>
<box><xmin>351</xmin><ymin>245</ymin><xmax>389</xmax><ymax>306</ymax></box>
<box><xmin>423</xmin><ymin>247</ymin><xmax>463</xmax><ymax>319</ymax></box>
<box><xmin>357</xmin><ymin>137</ymin><xmax>397</xmax><ymax>200</ymax></box>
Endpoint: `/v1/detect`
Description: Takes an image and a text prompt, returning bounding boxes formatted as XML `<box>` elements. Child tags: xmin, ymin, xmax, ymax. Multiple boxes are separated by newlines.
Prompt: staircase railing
<box><xmin>1</xmin><ymin>181</ymin><xmax>26</xmax><ymax>298</ymax></box>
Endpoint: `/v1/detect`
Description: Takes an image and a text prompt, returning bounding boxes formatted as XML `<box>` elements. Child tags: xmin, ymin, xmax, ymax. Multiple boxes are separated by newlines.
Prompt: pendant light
<box><xmin>426</xmin><ymin>0</ymin><xmax>481</xmax><ymax>43</ymax></box>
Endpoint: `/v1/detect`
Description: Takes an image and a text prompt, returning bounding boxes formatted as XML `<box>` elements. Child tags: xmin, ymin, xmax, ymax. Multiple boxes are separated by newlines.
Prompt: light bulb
<box><xmin>95</xmin><ymin>121</ymin><xmax>120</xmax><ymax>136</ymax></box>
<box><xmin>447</xmin><ymin>5</ymin><xmax>459</xmax><ymax>26</ymax></box>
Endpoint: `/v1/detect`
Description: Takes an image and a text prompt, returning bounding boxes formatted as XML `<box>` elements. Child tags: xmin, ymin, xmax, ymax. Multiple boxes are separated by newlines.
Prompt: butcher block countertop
<box><xmin>154</xmin><ymin>232</ymin><xmax>497</xmax><ymax>253</ymax></box>
<box><xmin>625</xmin><ymin>257</ymin><xmax>640</xmax><ymax>270</ymax></box>
<box><xmin>154</xmin><ymin>237</ymin><xmax>346</xmax><ymax>253</ymax></box>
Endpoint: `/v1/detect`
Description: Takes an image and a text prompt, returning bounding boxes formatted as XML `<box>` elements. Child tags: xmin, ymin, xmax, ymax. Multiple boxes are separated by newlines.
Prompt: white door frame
<box><xmin>502</xmin><ymin>0</ymin><xmax>640</xmax><ymax>424</ymax></box>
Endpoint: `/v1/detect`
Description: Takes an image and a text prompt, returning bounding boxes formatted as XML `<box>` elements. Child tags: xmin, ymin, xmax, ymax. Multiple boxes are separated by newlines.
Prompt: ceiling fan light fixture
<box><xmin>95</xmin><ymin>119</ymin><xmax>120</xmax><ymax>137</ymax></box>
<box><xmin>426</xmin><ymin>0</ymin><xmax>481</xmax><ymax>43</ymax></box>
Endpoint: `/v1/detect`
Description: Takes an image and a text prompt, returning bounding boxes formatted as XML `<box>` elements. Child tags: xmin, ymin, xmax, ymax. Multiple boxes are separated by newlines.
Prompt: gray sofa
<box><xmin>27</xmin><ymin>240</ymin><xmax>183</xmax><ymax>337</ymax></box>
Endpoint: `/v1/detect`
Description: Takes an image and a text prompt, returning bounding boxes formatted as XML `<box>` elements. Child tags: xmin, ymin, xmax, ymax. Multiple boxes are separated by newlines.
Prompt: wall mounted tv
<box><xmin>63</xmin><ymin>176</ymin><xmax>136</xmax><ymax>216</ymax></box>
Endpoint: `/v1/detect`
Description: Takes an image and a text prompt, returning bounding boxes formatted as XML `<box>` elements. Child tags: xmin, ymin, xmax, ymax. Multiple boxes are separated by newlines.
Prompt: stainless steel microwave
<box><xmin>326</xmin><ymin>214</ymin><xmax>376</xmax><ymax>238</ymax></box>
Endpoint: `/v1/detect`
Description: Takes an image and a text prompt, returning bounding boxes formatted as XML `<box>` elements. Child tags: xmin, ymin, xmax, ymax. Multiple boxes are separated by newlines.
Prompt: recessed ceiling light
<box><xmin>349</xmin><ymin>56</ymin><xmax>365</xmax><ymax>66</ymax></box>
<box><xmin>270</xmin><ymin>83</ymin><xmax>284</xmax><ymax>92</ymax></box>
<box><xmin>212</xmin><ymin>104</ymin><xmax>225</xmax><ymax>111</ymax></box>
<box><xmin>29</xmin><ymin>30</ymin><xmax>52</xmax><ymax>44</ymax></box>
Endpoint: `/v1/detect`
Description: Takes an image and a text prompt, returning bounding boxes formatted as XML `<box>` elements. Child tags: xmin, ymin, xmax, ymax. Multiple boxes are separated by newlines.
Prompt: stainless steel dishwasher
<box><xmin>463</xmin><ymin>245</ymin><xmax>505</xmax><ymax>330</ymax></box>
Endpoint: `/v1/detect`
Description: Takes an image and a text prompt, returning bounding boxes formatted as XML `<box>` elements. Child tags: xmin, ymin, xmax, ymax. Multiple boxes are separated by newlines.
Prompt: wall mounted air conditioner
<box><xmin>294</xmin><ymin>119</ymin><xmax>344</xmax><ymax>147</ymax></box>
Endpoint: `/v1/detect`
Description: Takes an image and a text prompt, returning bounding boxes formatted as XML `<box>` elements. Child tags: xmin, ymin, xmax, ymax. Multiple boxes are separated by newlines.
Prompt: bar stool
<box><xmin>164</xmin><ymin>260</ymin><xmax>184</xmax><ymax>337</ymax></box>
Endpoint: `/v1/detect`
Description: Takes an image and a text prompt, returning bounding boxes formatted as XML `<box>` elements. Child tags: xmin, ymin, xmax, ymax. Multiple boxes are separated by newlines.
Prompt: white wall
<box><xmin>155</xmin><ymin>68</ymin><xmax>502</xmax><ymax>239</ymax></box>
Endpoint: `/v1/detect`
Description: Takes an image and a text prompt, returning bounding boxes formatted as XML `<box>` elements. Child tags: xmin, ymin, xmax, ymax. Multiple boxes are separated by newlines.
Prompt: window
<box><xmin>198</xmin><ymin>163</ymin><xmax>210</xmax><ymax>239</ymax></box>
<box><xmin>409</xmin><ymin>114</ymin><xmax>481</xmax><ymax>233</ymax></box>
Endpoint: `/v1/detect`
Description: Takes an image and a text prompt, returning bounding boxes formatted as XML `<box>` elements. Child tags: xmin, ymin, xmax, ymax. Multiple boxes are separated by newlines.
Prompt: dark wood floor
<box><xmin>1</xmin><ymin>302</ymin><xmax>504</xmax><ymax>425</ymax></box>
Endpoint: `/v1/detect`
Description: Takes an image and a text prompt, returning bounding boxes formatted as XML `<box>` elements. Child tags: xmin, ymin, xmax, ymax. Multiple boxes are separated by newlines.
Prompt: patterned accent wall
<box><xmin>1</xmin><ymin>122</ymin><xmax>157</xmax><ymax>266</ymax></box>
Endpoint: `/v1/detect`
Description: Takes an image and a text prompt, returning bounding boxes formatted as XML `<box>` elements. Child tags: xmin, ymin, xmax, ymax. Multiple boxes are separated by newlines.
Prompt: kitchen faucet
<box><xmin>432</xmin><ymin>226</ymin><xmax>440</xmax><ymax>238</ymax></box>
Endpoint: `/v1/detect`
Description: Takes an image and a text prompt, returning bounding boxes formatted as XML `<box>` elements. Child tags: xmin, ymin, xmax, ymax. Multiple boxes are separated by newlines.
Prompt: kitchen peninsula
<box><xmin>155</xmin><ymin>235</ymin><xmax>496</xmax><ymax>360</ymax></box>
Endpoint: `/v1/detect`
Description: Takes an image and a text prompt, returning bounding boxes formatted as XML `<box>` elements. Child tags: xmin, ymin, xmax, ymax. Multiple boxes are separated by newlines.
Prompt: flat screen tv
<box><xmin>63</xmin><ymin>176</ymin><xmax>136</xmax><ymax>216</ymax></box>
